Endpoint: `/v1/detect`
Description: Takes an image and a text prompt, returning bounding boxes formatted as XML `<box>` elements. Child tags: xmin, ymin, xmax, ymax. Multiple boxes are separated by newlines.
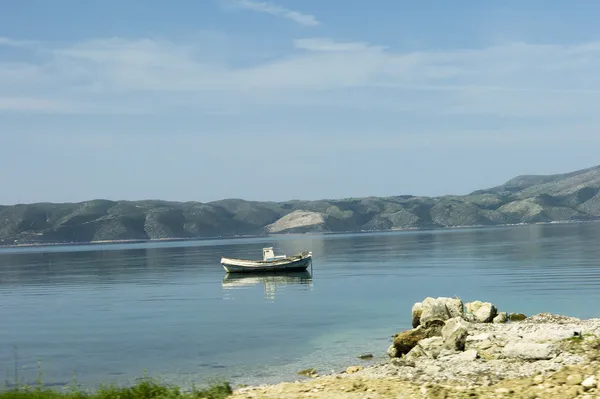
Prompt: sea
<box><xmin>1</xmin><ymin>222</ymin><xmax>600</xmax><ymax>389</ymax></box>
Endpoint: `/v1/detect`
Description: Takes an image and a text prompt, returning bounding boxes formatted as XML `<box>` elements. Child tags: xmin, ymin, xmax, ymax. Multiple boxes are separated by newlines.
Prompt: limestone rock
<box><xmin>493</xmin><ymin>312</ymin><xmax>508</xmax><ymax>324</ymax></box>
<box><xmin>404</xmin><ymin>345</ymin><xmax>427</xmax><ymax>361</ymax></box>
<box><xmin>420</xmin><ymin>299</ymin><xmax>450</xmax><ymax>327</ymax></box>
<box><xmin>453</xmin><ymin>349</ymin><xmax>479</xmax><ymax>362</ymax></box>
<box><xmin>465</xmin><ymin>301</ymin><xmax>498</xmax><ymax>323</ymax></box>
<box><xmin>581</xmin><ymin>375</ymin><xmax>596</xmax><ymax>390</ymax></box>
<box><xmin>265</xmin><ymin>210</ymin><xmax>325</xmax><ymax>233</ymax></box>
<box><xmin>420</xmin><ymin>297</ymin><xmax>463</xmax><ymax>327</ymax></box>
<box><xmin>442</xmin><ymin>316</ymin><xmax>469</xmax><ymax>351</ymax></box>
<box><xmin>417</xmin><ymin>337</ymin><xmax>444</xmax><ymax>359</ymax></box>
<box><xmin>466</xmin><ymin>333</ymin><xmax>491</xmax><ymax>343</ymax></box>
<box><xmin>387</xmin><ymin>344</ymin><xmax>398</xmax><ymax>358</ymax></box>
<box><xmin>411</xmin><ymin>302</ymin><xmax>423</xmax><ymax>328</ymax></box>
<box><xmin>502</xmin><ymin>342</ymin><xmax>558</xmax><ymax>360</ymax></box>
<box><xmin>391</xmin><ymin>325</ymin><xmax>442</xmax><ymax>357</ymax></box>
<box><xmin>463</xmin><ymin>312</ymin><xmax>476</xmax><ymax>323</ymax></box>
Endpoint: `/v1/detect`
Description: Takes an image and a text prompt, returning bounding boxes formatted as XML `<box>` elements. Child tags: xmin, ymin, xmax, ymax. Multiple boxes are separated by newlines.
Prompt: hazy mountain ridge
<box><xmin>2</xmin><ymin>165</ymin><xmax>600</xmax><ymax>246</ymax></box>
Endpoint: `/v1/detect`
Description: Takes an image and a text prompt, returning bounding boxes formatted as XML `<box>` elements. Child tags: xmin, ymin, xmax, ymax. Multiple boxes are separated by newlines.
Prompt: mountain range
<box><xmin>2</xmin><ymin>165</ymin><xmax>600</xmax><ymax>246</ymax></box>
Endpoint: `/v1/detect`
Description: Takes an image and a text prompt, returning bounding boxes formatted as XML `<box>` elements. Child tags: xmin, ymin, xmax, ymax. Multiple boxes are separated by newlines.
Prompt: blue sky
<box><xmin>1</xmin><ymin>1</ymin><xmax>600</xmax><ymax>204</ymax></box>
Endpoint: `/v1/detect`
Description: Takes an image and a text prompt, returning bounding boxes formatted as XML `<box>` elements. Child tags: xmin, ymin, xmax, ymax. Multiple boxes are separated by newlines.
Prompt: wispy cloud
<box><xmin>0</xmin><ymin>37</ymin><xmax>37</xmax><ymax>48</ymax></box>
<box><xmin>294</xmin><ymin>38</ymin><xmax>383</xmax><ymax>52</ymax></box>
<box><xmin>2</xmin><ymin>34</ymin><xmax>600</xmax><ymax>118</ymax></box>
<box><xmin>0</xmin><ymin>97</ymin><xmax>68</xmax><ymax>112</ymax></box>
<box><xmin>229</xmin><ymin>0</ymin><xmax>320</xmax><ymax>26</ymax></box>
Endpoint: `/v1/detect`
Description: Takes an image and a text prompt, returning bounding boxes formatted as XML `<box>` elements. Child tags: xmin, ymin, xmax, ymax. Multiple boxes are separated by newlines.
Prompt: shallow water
<box><xmin>1</xmin><ymin>222</ymin><xmax>600</xmax><ymax>388</ymax></box>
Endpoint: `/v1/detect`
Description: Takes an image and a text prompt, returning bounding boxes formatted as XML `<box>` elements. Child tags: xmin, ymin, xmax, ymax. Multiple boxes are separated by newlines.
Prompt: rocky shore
<box><xmin>231</xmin><ymin>298</ymin><xmax>600</xmax><ymax>398</ymax></box>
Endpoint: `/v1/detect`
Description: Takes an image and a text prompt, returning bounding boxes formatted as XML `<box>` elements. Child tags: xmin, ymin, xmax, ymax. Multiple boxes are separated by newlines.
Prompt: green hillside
<box><xmin>2</xmin><ymin>165</ymin><xmax>600</xmax><ymax>246</ymax></box>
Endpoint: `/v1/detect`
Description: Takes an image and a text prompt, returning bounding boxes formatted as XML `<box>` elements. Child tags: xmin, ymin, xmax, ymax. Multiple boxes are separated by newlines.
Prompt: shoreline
<box><xmin>228</xmin><ymin>300</ymin><xmax>600</xmax><ymax>398</ymax></box>
<box><xmin>3</xmin><ymin>302</ymin><xmax>600</xmax><ymax>398</ymax></box>
<box><xmin>1</xmin><ymin>219</ymin><xmax>597</xmax><ymax>250</ymax></box>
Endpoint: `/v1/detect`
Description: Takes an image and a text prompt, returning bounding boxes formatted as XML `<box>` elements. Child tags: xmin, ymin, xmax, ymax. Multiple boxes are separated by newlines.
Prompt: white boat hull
<box><xmin>221</xmin><ymin>252</ymin><xmax>312</xmax><ymax>273</ymax></box>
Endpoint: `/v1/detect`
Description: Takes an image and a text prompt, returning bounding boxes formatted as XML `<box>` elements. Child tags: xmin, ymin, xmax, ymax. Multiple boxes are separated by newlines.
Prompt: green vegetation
<box><xmin>2</xmin><ymin>358</ymin><xmax>231</xmax><ymax>399</ymax></box>
<box><xmin>1</xmin><ymin>379</ymin><xmax>232</xmax><ymax>399</ymax></box>
<box><xmin>559</xmin><ymin>335</ymin><xmax>600</xmax><ymax>355</ymax></box>
<box><xmin>2</xmin><ymin>165</ymin><xmax>600</xmax><ymax>245</ymax></box>
<box><xmin>297</xmin><ymin>368</ymin><xmax>317</xmax><ymax>376</ymax></box>
<box><xmin>508</xmin><ymin>313</ymin><xmax>528</xmax><ymax>322</ymax></box>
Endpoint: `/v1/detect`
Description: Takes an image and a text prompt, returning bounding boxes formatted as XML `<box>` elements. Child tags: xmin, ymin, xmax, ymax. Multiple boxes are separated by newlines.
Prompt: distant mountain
<box><xmin>2</xmin><ymin>165</ymin><xmax>600</xmax><ymax>246</ymax></box>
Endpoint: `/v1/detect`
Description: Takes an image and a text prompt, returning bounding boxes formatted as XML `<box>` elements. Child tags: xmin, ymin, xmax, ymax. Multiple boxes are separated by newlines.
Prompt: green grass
<box><xmin>3</xmin><ymin>352</ymin><xmax>232</xmax><ymax>399</ymax></box>
<box><xmin>0</xmin><ymin>379</ymin><xmax>232</xmax><ymax>399</ymax></box>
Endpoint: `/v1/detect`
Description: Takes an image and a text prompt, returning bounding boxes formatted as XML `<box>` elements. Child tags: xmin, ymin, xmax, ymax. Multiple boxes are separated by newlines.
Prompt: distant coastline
<box><xmin>1</xmin><ymin>218</ymin><xmax>597</xmax><ymax>250</ymax></box>
<box><xmin>1</xmin><ymin>164</ymin><xmax>599</xmax><ymax>247</ymax></box>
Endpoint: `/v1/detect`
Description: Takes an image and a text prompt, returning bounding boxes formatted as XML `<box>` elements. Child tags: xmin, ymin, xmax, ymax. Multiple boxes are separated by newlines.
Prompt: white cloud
<box><xmin>2</xmin><ymin>34</ymin><xmax>600</xmax><ymax>118</ymax></box>
<box><xmin>229</xmin><ymin>0</ymin><xmax>320</xmax><ymax>26</ymax></box>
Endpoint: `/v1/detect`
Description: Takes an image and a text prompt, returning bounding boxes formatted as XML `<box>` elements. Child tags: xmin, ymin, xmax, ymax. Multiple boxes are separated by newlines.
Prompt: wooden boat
<box><xmin>220</xmin><ymin>247</ymin><xmax>312</xmax><ymax>273</ymax></box>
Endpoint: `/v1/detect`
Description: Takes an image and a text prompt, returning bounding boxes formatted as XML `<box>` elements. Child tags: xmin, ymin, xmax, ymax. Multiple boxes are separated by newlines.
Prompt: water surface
<box><xmin>1</xmin><ymin>223</ymin><xmax>600</xmax><ymax>388</ymax></box>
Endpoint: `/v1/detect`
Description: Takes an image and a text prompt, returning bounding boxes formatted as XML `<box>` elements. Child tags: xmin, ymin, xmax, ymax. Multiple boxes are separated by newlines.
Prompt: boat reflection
<box><xmin>222</xmin><ymin>271</ymin><xmax>313</xmax><ymax>301</ymax></box>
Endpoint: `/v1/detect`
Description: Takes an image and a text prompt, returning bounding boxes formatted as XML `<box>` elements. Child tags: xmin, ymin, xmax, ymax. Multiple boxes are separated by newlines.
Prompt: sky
<box><xmin>1</xmin><ymin>0</ymin><xmax>600</xmax><ymax>205</ymax></box>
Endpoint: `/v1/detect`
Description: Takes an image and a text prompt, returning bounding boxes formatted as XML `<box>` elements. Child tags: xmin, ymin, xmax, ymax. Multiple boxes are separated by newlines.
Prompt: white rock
<box><xmin>466</xmin><ymin>333</ymin><xmax>491</xmax><ymax>342</ymax></box>
<box><xmin>419</xmin><ymin>297</ymin><xmax>464</xmax><ymax>327</ymax></box>
<box><xmin>386</xmin><ymin>344</ymin><xmax>398</xmax><ymax>358</ymax></box>
<box><xmin>465</xmin><ymin>301</ymin><xmax>498</xmax><ymax>323</ymax></box>
<box><xmin>493</xmin><ymin>312</ymin><xmax>508</xmax><ymax>324</ymax></box>
<box><xmin>581</xmin><ymin>375</ymin><xmax>596</xmax><ymax>390</ymax></box>
<box><xmin>451</xmin><ymin>349</ymin><xmax>478</xmax><ymax>362</ymax></box>
<box><xmin>437</xmin><ymin>348</ymin><xmax>457</xmax><ymax>358</ymax></box>
<box><xmin>502</xmin><ymin>342</ymin><xmax>557</xmax><ymax>360</ymax></box>
<box><xmin>404</xmin><ymin>345</ymin><xmax>426</xmax><ymax>361</ymax></box>
<box><xmin>443</xmin><ymin>298</ymin><xmax>464</xmax><ymax>319</ymax></box>
<box><xmin>418</xmin><ymin>337</ymin><xmax>444</xmax><ymax>359</ymax></box>
<box><xmin>442</xmin><ymin>317</ymin><xmax>469</xmax><ymax>350</ymax></box>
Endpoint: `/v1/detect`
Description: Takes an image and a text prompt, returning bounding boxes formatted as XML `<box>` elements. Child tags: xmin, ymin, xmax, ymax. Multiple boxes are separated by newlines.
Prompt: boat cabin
<box><xmin>262</xmin><ymin>247</ymin><xmax>287</xmax><ymax>261</ymax></box>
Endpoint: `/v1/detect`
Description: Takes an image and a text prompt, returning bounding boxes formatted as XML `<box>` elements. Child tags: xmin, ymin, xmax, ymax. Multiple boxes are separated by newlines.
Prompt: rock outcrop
<box><xmin>384</xmin><ymin>297</ymin><xmax>600</xmax><ymax>389</ymax></box>
<box><xmin>465</xmin><ymin>300</ymin><xmax>498</xmax><ymax>323</ymax></box>
<box><xmin>415</xmin><ymin>297</ymin><xmax>464</xmax><ymax>328</ymax></box>
<box><xmin>494</xmin><ymin>311</ymin><xmax>509</xmax><ymax>324</ymax></box>
<box><xmin>502</xmin><ymin>342</ymin><xmax>558</xmax><ymax>360</ymax></box>
<box><xmin>441</xmin><ymin>317</ymin><xmax>469</xmax><ymax>351</ymax></box>
<box><xmin>265</xmin><ymin>210</ymin><xmax>326</xmax><ymax>233</ymax></box>
<box><xmin>390</xmin><ymin>324</ymin><xmax>443</xmax><ymax>357</ymax></box>
<box><xmin>231</xmin><ymin>299</ymin><xmax>600</xmax><ymax>399</ymax></box>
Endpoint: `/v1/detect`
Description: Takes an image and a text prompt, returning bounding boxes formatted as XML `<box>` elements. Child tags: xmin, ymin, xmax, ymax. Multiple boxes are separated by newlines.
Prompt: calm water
<box><xmin>1</xmin><ymin>223</ymin><xmax>600</xmax><ymax>389</ymax></box>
